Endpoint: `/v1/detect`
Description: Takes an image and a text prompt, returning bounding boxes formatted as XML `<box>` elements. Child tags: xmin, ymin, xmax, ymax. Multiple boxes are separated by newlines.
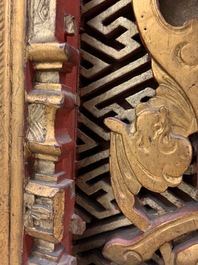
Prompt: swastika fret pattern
<box><xmin>75</xmin><ymin>1</ymin><xmax>157</xmax><ymax>264</ymax></box>
<box><xmin>75</xmin><ymin>1</ymin><xmax>198</xmax><ymax>264</ymax></box>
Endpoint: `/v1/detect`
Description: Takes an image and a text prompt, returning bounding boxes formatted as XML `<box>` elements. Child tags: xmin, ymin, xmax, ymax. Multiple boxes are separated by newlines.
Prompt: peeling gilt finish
<box><xmin>103</xmin><ymin>0</ymin><xmax>198</xmax><ymax>264</ymax></box>
<box><xmin>24</xmin><ymin>0</ymin><xmax>80</xmax><ymax>264</ymax></box>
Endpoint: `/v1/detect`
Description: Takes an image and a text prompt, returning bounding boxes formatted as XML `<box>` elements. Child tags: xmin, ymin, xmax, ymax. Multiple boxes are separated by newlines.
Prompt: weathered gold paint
<box><xmin>10</xmin><ymin>0</ymin><xmax>26</xmax><ymax>262</ymax></box>
<box><xmin>0</xmin><ymin>0</ymin><xmax>25</xmax><ymax>264</ymax></box>
<box><xmin>103</xmin><ymin>0</ymin><xmax>198</xmax><ymax>264</ymax></box>
<box><xmin>104</xmin><ymin>212</ymin><xmax>198</xmax><ymax>265</ymax></box>
<box><xmin>24</xmin><ymin>0</ymin><xmax>79</xmax><ymax>264</ymax></box>
<box><xmin>0</xmin><ymin>0</ymin><xmax>11</xmax><ymax>262</ymax></box>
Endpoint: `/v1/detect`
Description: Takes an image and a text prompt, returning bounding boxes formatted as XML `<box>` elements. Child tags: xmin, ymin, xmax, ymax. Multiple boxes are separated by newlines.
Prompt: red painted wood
<box><xmin>56</xmin><ymin>0</ymin><xmax>80</xmax><ymax>255</ymax></box>
<box><xmin>23</xmin><ymin>0</ymin><xmax>80</xmax><ymax>262</ymax></box>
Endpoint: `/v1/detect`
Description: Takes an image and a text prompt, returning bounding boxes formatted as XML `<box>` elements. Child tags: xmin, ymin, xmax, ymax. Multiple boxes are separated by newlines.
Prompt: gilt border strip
<box><xmin>0</xmin><ymin>0</ymin><xmax>25</xmax><ymax>264</ymax></box>
<box><xmin>10</xmin><ymin>0</ymin><xmax>26</xmax><ymax>264</ymax></box>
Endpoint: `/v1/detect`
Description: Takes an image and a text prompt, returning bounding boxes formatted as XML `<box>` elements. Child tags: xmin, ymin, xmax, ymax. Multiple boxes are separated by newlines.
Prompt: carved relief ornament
<box><xmin>103</xmin><ymin>0</ymin><xmax>198</xmax><ymax>264</ymax></box>
<box><xmin>24</xmin><ymin>0</ymin><xmax>81</xmax><ymax>264</ymax></box>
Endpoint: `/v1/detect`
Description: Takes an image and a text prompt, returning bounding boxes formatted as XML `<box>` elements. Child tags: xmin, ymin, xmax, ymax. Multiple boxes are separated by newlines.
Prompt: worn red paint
<box><xmin>23</xmin><ymin>0</ymin><xmax>80</xmax><ymax>263</ymax></box>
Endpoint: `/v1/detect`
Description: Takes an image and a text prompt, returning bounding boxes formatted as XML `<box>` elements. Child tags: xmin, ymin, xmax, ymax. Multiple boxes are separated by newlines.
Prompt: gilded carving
<box><xmin>64</xmin><ymin>14</ymin><xmax>76</xmax><ymax>35</ymax></box>
<box><xmin>37</xmin><ymin>0</ymin><xmax>50</xmax><ymax>23</ymax></box>
<box><xmin>24</xmin><ymin>0</ymin><xmax>79</xmax><ymax>264</ymax></box>
<box><xmin>27</xmin><ymin>104</ymin><xmax>47</xmax><ymax>142</ymax></box>
<box><xmin>29</xmin><ymin>0</ymin><xmax>56</xmax><ymax>42</ymax></box>
<box><xmin>25</xmin><ymin>180</ymin><xmax>74</xmax><ymax>243</ymax></box>
<box><xmin>103</xmin><ymin>0</ymin><xmax>198</xmax><ymax>264</ymax></box>
<box><xmin>76</xmin><ymin>0</ymin><xmax>159</xmax><ymax>262</ymax></box>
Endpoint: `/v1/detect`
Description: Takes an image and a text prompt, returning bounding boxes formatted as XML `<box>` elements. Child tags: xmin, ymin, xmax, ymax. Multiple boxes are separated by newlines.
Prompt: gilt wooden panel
<box><xmin>76</xmin><ymin>0</ymin><xmax>157</xmax><ymax>264</ymax></box>
<box><xmin>76</xmin><ymin>1</ymin><xmax>198</xmax><ymax>264</ymax></box>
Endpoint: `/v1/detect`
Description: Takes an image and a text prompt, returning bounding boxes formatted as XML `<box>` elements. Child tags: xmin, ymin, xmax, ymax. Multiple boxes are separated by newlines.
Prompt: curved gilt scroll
<box><xmin>103</xmin><ymin>0</ymin><xmax>198</xmax><ymax>264</ymax></box>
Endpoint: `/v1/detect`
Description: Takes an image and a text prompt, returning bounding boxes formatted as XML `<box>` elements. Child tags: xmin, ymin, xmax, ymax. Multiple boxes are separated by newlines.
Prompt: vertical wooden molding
<box><xmin>0</xmin><ymin>0</ymin><xmax>25</xmax><ymax>264</ymax></box>
<box><xmin>10</xmin><ymin>0</ymin><xmax>26</xmax><ymax>264</ymax></box>
<box><xmin>0</xmin><ymin>0</ymin><xmax>11</xmax><ymax>263</ymax></box>
<box><xmin>24</xmin><ymin>0</ymin><xmax>80</xmax><ymax>264</ymax></box>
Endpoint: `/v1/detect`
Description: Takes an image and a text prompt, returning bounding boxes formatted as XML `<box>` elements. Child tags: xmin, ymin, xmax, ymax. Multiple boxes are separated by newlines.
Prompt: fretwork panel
<box><xmin>75</xmin><ymin>0</ymin><xmax>197</xmax><ymax>264</ymax></box>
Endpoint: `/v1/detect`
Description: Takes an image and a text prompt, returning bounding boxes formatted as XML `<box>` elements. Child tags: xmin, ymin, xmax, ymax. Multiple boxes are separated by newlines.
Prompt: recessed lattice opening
<box><xmin>75</xmin><ymin>1</ymin><xmax>198</xmax><ymax>264</ymax></box>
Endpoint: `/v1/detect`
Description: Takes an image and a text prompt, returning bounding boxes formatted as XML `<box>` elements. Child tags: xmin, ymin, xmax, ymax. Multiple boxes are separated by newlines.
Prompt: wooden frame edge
<box><xmin>10</xmin><ymin>0</ymin><xmax>26</xmax><ymax>264</ymax></box>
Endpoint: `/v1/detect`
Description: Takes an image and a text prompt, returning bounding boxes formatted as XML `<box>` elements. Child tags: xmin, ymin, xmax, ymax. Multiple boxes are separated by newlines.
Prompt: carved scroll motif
<box><xmin>103</xmin><ymin>0</ymin><xmax>198</xmax><ymax>264</ymax></box>
<box><xmin>24</xmin><ymin>0</ymin><xmax>80</xmax><ymax>264</ymax></box>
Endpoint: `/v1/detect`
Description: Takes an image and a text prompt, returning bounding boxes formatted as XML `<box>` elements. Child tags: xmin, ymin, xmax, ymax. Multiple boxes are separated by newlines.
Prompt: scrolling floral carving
<box><xmin>103</xmin><ymin>0</ymin><xmax>198</xmax><ymax>264</ymax></box>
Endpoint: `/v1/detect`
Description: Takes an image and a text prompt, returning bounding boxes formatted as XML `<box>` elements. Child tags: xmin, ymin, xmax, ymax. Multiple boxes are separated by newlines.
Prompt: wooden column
<box><xmin>23</xmin><ymin>0</ymin><xmax>81</xmax><ymax>264</ymax></box>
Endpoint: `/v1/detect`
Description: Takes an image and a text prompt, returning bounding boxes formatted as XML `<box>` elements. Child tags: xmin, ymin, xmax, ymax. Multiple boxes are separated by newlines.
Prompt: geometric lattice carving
<box><xmin>76</xmin><ymin>1</ymin><xmax>198</xmax><ymax>264</ymax></box>
<box><xmin>75</xmin><ymin>0</ymin><xmax>157</xmax><ymax>264</ymax></box>
<box><xmin>103</xmin><ymin>0</ymin><xmax>198</xmax><ymax>264</ymax></box>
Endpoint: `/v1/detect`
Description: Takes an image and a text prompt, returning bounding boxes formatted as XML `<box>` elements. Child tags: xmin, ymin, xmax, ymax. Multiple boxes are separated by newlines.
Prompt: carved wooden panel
<box><xmin>24</xmin><ymin>0</ymin><xmax>80</xmax><ymax>264</ymax></box>
<box><xmin>76</xmin><ymin>0</ymin><xmax>157</xmax><ymax>264</ymax></box>
<box><xmin>75</xmin><ymin>0</ymin><xmax>198</xmax><ymax>264</ymax></box>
